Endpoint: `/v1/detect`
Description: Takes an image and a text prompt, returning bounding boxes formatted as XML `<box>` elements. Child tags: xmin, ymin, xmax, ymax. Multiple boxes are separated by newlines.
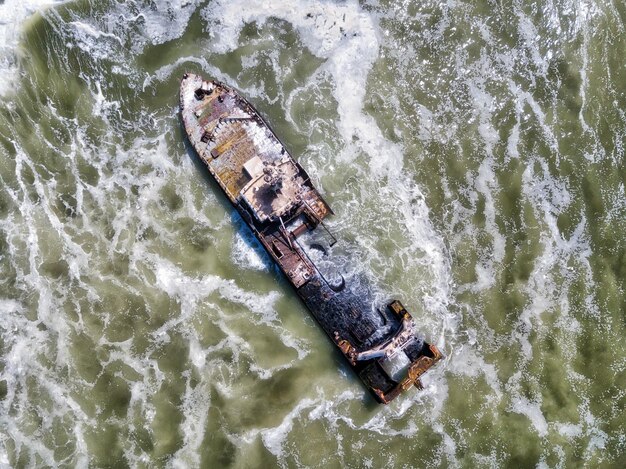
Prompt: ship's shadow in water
<box><xmin>176</xmin><ymin>117</ymin><xmax>383</xmax><ymax>409</ymax></box>
<box><xmin>176</xmin><ymin>118</ymin><xmax>273</xmax><ymax>268</ymax></box>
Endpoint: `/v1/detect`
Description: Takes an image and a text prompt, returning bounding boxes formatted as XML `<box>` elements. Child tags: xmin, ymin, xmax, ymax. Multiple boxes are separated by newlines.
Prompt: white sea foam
<box><xmin>153</xmin><ymin>256</ymin><xmax>281</xmax><ymax>324</ymax></box>
<box><xmin>2</xmin><ymin>74</ymin><xmax>223</xmax><ymax>463</ymax></box>
<box><xmin>260</xmin><ymin>398</ymin><xmax>317</xmax><ymax>458</ymax></box>
<box><xmin>231</xmin><ymin>229</ymin><xmax>270</xmax><ymax>272</ymax></box>
<box><xmin>169</xmin><ymin>372</ymin><xmax>211</xmax><ymax>468</ymax></box>
<box><xmin>67</xmin><ymin>20</ymin><xmax>125</xmax><ymax>61</ymax></box>
<box><xmin>0</xmin><ymin>295</ymin><xmax>94</xmax><ymax>467</ymax></box>
<box><xmin>510</xmin><ymin>394</ymin><xmax>549</xmax><ymax>437</ymax></box>
<box><xmin>0</xmin><ymin>0</ymin><xmax>68</xmax><ymax>96</ymax></box>
<box><xmin>202</xmin><ymin>0</ymin><xmax>397</xmax><ymax>174</ymax></box>
<box><xmin>240</xmin><ymin>381</ymin><xmax>458</xmax><ymax>465</ymax></box>
<box><xmin>126</xmin><ymin>0</ymin><xmax>201</xmax><ymax>47</ymax></box>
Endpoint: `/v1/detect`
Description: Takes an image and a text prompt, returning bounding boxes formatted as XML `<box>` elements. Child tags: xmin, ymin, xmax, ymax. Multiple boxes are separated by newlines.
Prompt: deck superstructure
<box><xmin>180</xmin><ymin>73</ymin><xmax>441</xmax><ymax>403</ymax></box>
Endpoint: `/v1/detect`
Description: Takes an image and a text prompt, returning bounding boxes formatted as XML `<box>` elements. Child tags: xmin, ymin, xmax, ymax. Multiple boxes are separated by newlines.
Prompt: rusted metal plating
<box><xmin>180</xmin><ymin>73</ymin><xmax>442</xmax><ymax>403</ymax></box>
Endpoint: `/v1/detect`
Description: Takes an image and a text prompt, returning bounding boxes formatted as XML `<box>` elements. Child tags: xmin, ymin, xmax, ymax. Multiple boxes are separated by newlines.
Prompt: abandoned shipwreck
<box><xmin>179</xmin><ymin>73</ymin><xmax>441</xmax><ymax>403</ymax></box>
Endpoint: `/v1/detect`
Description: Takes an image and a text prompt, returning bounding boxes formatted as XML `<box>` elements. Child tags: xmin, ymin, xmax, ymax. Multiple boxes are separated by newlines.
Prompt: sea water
<box><xmin>0</xmin><ymin>0</ymin><xmax>625</xmax><ymax>467</ymax></box>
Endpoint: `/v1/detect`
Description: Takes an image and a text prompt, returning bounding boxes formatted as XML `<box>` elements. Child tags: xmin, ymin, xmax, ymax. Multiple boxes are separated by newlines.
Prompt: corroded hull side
<box><xmin>179</xmin><ymin>73</ymin><xmax>441</xmax><ymax>403</ymax></box>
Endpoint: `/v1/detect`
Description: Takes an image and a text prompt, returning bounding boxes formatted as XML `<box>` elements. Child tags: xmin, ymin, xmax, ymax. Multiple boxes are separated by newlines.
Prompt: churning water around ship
<box><xmin>0</xmin><ymin>0</ymin><xmax>625</xmax><ymax>466</ymax></box>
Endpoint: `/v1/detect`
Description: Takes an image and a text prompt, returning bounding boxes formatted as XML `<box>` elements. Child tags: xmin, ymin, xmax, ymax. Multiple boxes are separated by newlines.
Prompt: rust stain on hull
<box><xmin>179</xmin><ymin>73</ymin><xmax>442</xmax><ymax>403</ymax></box>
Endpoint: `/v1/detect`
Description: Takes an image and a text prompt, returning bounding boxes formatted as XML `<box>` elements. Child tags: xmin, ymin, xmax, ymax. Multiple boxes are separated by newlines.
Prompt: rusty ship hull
<box><xmin>179</xmin><ymin>73</ymin><xmax>441</xmax><ymax>403</ymax></box>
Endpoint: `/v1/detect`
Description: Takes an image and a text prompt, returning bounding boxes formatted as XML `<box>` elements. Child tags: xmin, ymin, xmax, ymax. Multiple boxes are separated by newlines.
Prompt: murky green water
<box><xmin>1</xmin><ymin>0</ymin><xmax>625</xmax><ymax>467</ymax></box>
